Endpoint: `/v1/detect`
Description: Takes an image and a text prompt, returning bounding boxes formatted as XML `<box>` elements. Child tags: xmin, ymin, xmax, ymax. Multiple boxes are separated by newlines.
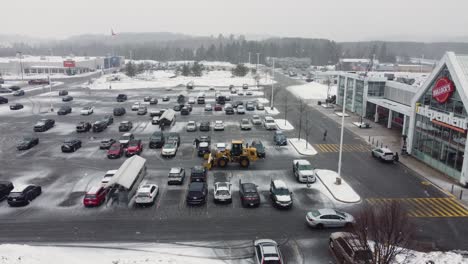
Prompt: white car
<box><xmin>238</xmin><ymin>91</ymin><xmax>244</xmax><ymax>96</ymax></box>
<box><xmin>214</xmin><ymin>120</ymin><xmax>225</xmax><ymax>131</ymax></box>
<box><xmin>216</xmin><ymin>142</ymin><xmax>226</xmax><ymax>152</ymax></box>
<box><xmin>254</xmin><ymin>239</ymin><xmax>284</xmax><ymax>264</ymax></box>
<box><xmin>214</xmin><ymin>182</ymin><xmax>232</xmax><ymax>203</ymax></box>
<box><xmin>371</xmin><ymin>147</ymin><xmax>395</xmax><ymax>162</ymax></box>
<box><xmin>135</xmin><ymin>183</ymin><xmax>159</xmax><ymax>205</ymax></box>
<box><xmin>152</xmin><ymin>116</ymin><xmax>160</xmax><ymax>125</ymax></box>
<box><xmin>305</xmin><ymin>208</ymin><xmax>355</xmax><ymax>228</ymax></box>
<box><xmin>119</xmin><ymin>133</ymin><xmax>134</xmax><ymax>145</ymax></box>
<box><xmin>293</xmin><ymin>159</ymin><xmax>316</xmax><ymax>183</ymax></box>
<box><xmin>240</xmin><ymin>118</ymin><xmax>252</xmax><ymax>130</ymax></box>
<box><xmin>188</xmin><ymin>97</ymin><xmax>196</xmax><ymax>104</ymax></box>
<box><xmin>80</xmin><ymin>106</ymin><xmax>94</xmax><ymax>115</ymax></box>
<box><xmin>251</xmin><ymin>115</ymin><xmax>262</xmax><ymax>125</ymax></box>
<box><xmin>101</xmin><ymin>169</ymin><xmax>118</xmax><ymax>186</ymax></box>
<box><xmin>204</xmin><ymin>104</ymin><xmax>213</xmax><ymax>111</ymax></box>
<box><xmin>237</xmin><ymin>105</ymin><xmax>245</xmax><ymax>114</ymax></box>
<box><xmin>131</xmin><ymin>102</ymin><xmax>140</xmax><ymax>111</ymax></box>
<box><xmin>264</xmin><ymin>116</ymin><xmax>277</xmax><ymax>130</ymax></box>
<box><xmin>162</xmin><ymin>141</ymin><xmax>178</xmax><ymax>157</ymax></box>
<box><xmin>186</xmin><ymin>121</ymin><xmax>197</xmax><ymax>132</ymax></box>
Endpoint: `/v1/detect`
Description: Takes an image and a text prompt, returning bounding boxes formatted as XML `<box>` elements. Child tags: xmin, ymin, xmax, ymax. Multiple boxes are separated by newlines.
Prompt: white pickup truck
<box><xmin>292</xmin><ymin>159</ymin><xmax>316</xmax><ymax>183</ymax></box>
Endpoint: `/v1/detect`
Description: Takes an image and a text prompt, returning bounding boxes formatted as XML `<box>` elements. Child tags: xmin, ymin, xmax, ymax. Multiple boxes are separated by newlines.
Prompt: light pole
<box><xmin>270</xmin><ymin>58</ymin><xmax>275</xmax><ymax>110</ymax></box>
<box><xmin>17</xmin><ymin>51</ymin><xmax>24</xmax><ymax>80</ymax></box>
<box><xmin>337</xmin><ymin>82</ymin><xmax>348</xmax><ymax>182</ymax></box>
<box><xmin>248</xmin><ymin>52</ymin><xmax>251</xmax><ymax>65</ymax></box>
<box><xmin>48</xmin><ymin>75</ymin><xmax>54</xmax><ymax>112</ymax></box>
<box><xmin>256</xmin><ymin>53</ymin><xmax>260</xmax><ymax>72</ymax></box>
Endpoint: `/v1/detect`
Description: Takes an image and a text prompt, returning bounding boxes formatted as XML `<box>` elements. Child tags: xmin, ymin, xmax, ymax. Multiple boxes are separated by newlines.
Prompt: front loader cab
<box><xmin>230</xmin><ymin>140</ymin><xmax>244</xmax><ymax>157</ymax></box>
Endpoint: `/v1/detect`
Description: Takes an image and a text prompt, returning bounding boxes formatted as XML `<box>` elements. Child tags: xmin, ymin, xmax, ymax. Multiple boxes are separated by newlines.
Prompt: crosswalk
<box><xmin>315</xmin><ymin>144</ymin><xmax>370</xmax><ymax>153</ymax></box>
<box><xmin>366</xmin><ymin>198</ymin><xmax>468</xmax><ymax>218</ymax></box>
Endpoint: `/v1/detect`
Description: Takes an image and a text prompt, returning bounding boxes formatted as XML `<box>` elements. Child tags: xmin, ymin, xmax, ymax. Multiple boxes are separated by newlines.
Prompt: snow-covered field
<box><xmin>287</xmin><ymin>81</ymin><xmax>337</xmax><ymax>101</ymax></box>
<box><xmin>88</xmin><ymin>70</ymin><xmax>275</xmax><ymax>90</ymax></box>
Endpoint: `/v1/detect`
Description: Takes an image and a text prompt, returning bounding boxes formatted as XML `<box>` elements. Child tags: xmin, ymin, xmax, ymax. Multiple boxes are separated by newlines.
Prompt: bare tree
<box><xmin>304</xmin><ymin>109</ymin><xmax>313</xmax><ymax>149</ymax></box>
<box><xmin>297</xmin><ymin>99</ymin><xmax>307</xmax><ymax>140</ymax></box>
<box><xmin>350</xmin><ymin>200</ymin><xmax>414</xmax><ymax>264</ymax></box>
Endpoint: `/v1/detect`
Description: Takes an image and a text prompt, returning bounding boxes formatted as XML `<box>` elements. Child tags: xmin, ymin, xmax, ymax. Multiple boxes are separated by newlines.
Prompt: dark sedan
<box><xmin>33</xmin><ymin>119</ymin><xmax>55</xmax><ymax>132</ymax></box>
<box><xmin>251</xmin><ymin>140</ymin><xmax>266</xmax><ymax>158</ymax></box>
<box><xmin>17</xmin><ymin>136</ymin><xmax>39</xmax><ymax>151</ymax></box>
<box><xmin>62</xmin><ymin>95</ymin><xmax>73</xmax><ymax>102</ymax></box>
<box><xmin>76</xmin><ymin>122</ymin><xmax>92</xmax><ymax>132</ymax></box>
<box><xmin>10</xmin><ymin>103</ymin><xmax>24</xmax><ymax>110</ymax></box>
<box><xmin>61</xmin><ymin>139</ymin><xmax>82</xmax><ymax>153</ymax></box>
<box><xmin>239</xmin><ymin>180</ymin><xmax>260</xmax><ymax>207</ymax></box>
<box><xmin>7</xmin><ymin>185</ymin><xmax>42</xmax><ymax>206</ymax></box>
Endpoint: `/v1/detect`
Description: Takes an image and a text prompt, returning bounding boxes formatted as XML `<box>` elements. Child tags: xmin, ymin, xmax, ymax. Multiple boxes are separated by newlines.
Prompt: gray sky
<box><xmin>2</xmin><ymin>0</ymin><xmax>468</xmax><ymax>41</ymax></box>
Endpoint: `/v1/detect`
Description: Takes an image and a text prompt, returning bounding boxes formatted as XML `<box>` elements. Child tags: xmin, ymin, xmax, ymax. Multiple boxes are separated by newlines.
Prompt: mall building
<box><xmin>337</xmin><ymin>52</ymin><xmax>468</xmax><ymax>186</ymax></box>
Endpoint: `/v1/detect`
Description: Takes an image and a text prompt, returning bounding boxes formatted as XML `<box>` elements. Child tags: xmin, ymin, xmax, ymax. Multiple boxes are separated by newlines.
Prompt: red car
<box><xmin>107</xmin><ymin>143</ymin><xmax>124</xmax><ymax>159</ymax></box>
<box><xmin>83</xmin><ymin>186</ymin><xmax>108</xmax><ymax>207</ymax></box>
<box><xmin>126</xmin><ymin>139</ymin><xmax>143</xmax><ymax>156</ymax></box>
<box><xmin>214</xmin><ymin>104</ymin><xmax>223</xmax><ymax>111</ymax></box>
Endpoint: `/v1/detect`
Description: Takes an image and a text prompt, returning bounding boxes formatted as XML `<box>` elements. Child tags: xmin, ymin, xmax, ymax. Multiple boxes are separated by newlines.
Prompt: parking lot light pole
<box><xmin>337</xmin><ymin>83</ymin><xmax>348</xmax><ymax>182</ymax></box>
<box><xmin>48</xmin><ymin>75</ymin><xmax>53</xmax><ymax>112</ymax></box>
<box><xmin>270</xmin><ymin>58</ymin><xmax>275</xmax><ymax>109</ymax></box>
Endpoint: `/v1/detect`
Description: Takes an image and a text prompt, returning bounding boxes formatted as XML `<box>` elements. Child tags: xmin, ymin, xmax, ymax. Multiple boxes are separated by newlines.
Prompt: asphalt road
<box><xmin>0</xmin><ymin>71</ymin><xmax>467</xmax><ymax>263</ymax></box>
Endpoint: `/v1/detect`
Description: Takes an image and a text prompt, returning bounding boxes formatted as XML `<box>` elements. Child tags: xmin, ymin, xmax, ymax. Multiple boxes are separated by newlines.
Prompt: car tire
<box><xmin>316</xmin><ymin>223</ymin><xmax>324</xmax><ymax>229</ymax></box>
<box><xmin>239</xmin><ymin>157</ymin><xmax>250</xmax><ymax>168</ymax></box>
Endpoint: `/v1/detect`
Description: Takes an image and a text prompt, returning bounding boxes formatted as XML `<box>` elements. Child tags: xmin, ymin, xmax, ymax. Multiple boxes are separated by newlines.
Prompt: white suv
<box><xmin>101</xmin><ymin>169</ymin><xmax>118</xmax><ymax>186</ymax></box>
<box><xmin>135</xmin><ymin>183</ymin><xmax>159</xmax><ymax>205</ymax></box>
<box><xmin>263</xmin><ymin>116</ymin><xmax>277</xmax><ymax>130</ymax></box>
<box><xmin>371</xmin><ymin>147</ymin><xmax>395</xmax><ymax>162</ymax></box>
<box><xmin>214</xmin><ymin>182</ymin><xmax>232</xmax><ymax>203</ymax></box>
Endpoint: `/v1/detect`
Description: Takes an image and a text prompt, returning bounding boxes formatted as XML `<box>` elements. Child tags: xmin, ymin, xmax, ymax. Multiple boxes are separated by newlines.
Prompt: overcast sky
<box><xmin>2</xmin><ymin>0</ymin><xmax>468</xmax><ymax>41</ymax></box>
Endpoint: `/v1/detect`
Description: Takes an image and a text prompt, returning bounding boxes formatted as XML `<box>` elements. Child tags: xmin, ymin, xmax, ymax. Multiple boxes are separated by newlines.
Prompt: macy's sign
<box><xmin>432</xmin><ymin>77</ymin><xmax>455</xmax><ymax>103</ymax></box>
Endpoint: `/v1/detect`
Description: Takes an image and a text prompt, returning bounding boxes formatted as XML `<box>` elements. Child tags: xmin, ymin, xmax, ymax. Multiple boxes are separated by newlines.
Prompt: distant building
<box><xmin>336</xmin><ymin>58</ymin><xmax>378</xmax><ymax>72</ymax></box>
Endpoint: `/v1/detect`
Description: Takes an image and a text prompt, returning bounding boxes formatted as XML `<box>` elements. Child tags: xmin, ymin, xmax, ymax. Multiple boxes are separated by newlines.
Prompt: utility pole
<box><xmin>256</xmin><ymin>53</ymin><xmax>260</xmax><ymax>72</ymax></box>
<box><xmin>270</xmin><ymin>58</ymin><xmax>275</xmax><ymax>109</ymax></box>
<box><xmin>48</xmin><ymin>75</ymin><xmax>53</xmax><ymax>112</ymax></box>
<box><xmin>248</xmin><ymin>52</ymin><xmax>251</xmax><ymax>65</ymax></box>
<box><xmin>337</xmin><ymin>81</ymin><xmax>348</xmax><ymax>181</ymax></box>
<box><xmin>18</xmin><ymin>51</ymin><xmax>24</xmax><ymax>80</ymax></box>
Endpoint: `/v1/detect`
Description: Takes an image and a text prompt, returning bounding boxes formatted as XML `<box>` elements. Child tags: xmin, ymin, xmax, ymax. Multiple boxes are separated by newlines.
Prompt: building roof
<box><xmin>455</xmin><ymin>55</ymin><xmax>468</xmax><ymax>81</ymax></box>
<box><xmin>107</xmin><ymin>155</ymin><xmax>146</xmax><ymax>189</ymax></box>
<box><xmin>0</xmin><ymin>55</ymin><xmax>101</xmax><ymax>63</ymax></box>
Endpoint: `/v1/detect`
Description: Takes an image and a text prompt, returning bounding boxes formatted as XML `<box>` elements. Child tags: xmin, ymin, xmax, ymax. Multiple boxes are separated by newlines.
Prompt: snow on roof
<box><xmin>455</xmin><ymin>54</ymin><xmax>468</xmax><ymax>81</ymax></box>
<box><xmin>273</xmin><ymin>180</ymin><xmax>287</xmax><ymax>189</ymax></box>
<box><xmin>108</xmin><ymin>155</ymin><xmax>146</xmax><ymax>189</ymax></box>
<box><xmin>170</xmin><ymin>167</ymin><xmax>182</xmax><ymax>173</ymax></box>
<box><xmin>340</xmin><ymin>58</ymin><xmax>371</xmax><ymax>63</ymax></box>
<box><xmin>0</xmin><ymin>55</ymin><xmax>101</xmax><ymax>63</ymax></box>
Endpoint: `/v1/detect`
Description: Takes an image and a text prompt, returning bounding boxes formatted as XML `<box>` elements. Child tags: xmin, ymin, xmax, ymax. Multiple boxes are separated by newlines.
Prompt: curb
<box><xmin>288</xmin><ymin>139</ymin><xmax>317</xmax><ymax>156</ymax></box>
<box><xmin>315</xmin><ymin>173</ymin><xmax>361</xmax><ymax>204</ymax></box>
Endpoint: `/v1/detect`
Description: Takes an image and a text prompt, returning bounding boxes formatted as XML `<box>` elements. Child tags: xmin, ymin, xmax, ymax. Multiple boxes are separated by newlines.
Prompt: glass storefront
<box><xmin>354</xmin><ymin>80</ymin><xmax>364</xmax><ymax>116</ymax></box>
<box><xmin>346</xmin><ymin>78</ymin><xmax>354</xmax><ymax>110</ymax></box>
<box><xmin>368</xmin><ymin>81</ymin><xmax>385</xmax><ymax>97</ymax></box>
<box><xmin>338</xmin><ymin>76</ymin><xmax>345</xmax><ymax>106</ymax></box>
<box><xmin>412</xmin><ymin>67</ymin><xmax>466</xmax><ymax>181</ymax></box>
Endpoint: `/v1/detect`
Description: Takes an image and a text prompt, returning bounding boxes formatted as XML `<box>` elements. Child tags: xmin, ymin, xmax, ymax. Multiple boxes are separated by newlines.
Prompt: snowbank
<box><xmin>314</xmin><ymin>169</ymin><xmax>361</xmax><ymax>203</ymax></box>
<box><xmin>265</xmin><ymin>107</ymin><xmax>280</xmax><ymax>115</ymax></box>
<box><xmin>287</xmin><ymin>81</ymin><xmax>337</xmax><ymax>100</ymax></box>
<box><xmin>289</xmin><ymin>138</ymin><xmax>317</xmax><ymax>156</ymax></box>
<box><xmin>275</xmin><ymin>119</ymin><xmax>294</xmax><ymax>131</ymax></box>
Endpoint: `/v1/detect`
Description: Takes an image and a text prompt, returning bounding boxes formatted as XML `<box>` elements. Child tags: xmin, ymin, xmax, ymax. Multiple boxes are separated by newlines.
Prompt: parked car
<box><xmin>137</xmin><ymin>106</ymin><xmax>147</xmax><ymax>115</ymax></box>
<box><xmin>149</xmin><ymin>98</ymin><xmax>158</xmax><ymax>105</ymax></box>
<box><xmin>61</xmin><ymin>139</ymin><xmax>82</xmax><ymax>153</ymax></box>
<box><xmin>168</xmin><ymin>167</ymin><xmax>186</xmax><ymax>185</ymax></box>
<box><xmin>10</xmin><ymin>103</ymin><xmax>24</xmax><ymax>110</ymax></box>
<box><xmin>213</xmin><ymin>182</ymin><xmax>232</xmax><ymax>203</ymax></box>
<box><xmin>214</xmin><ymin>104</ymin><xmax>223</xmax><ymax>111</ymax></box>
<box><xmin>102</xmin><ymin>115</ymin><xmax>114</xmax><ymax>126</ymax></box>
<box><xmin>188</xmin><ymin>97</ymin><xmax>195</xmax><ymax>104</ymax></box>
<box><xmin>239</xmin><ymin>180</ymin><xmax>260</xmax><ymax>207</ymax></box>
<box><xmin>62</xmin><ymin>95</ymin><xmax>73</xmax><ymax>102</ymax></box>
<box><xmin>240</xmin><ymin>118</ymin><xmax>252</xmax><ymax>130</ymax></box>
<box><xmin>57</xmin><ymin>105</ymin><xmax>72</xmax><ymax>115</ymax></box>
<box><xmin>214</xmin><ymin>120</ymin><xmax>225</xmax><ymax>131</ymax></box>
<box><xmin>204</xmin><ymin>104</ymin><xmax>213</xmax><ymax>111</ymax></box>
<box><xmin>76</xmin><ymin>121</ymin><xmax>92</xmax><ymax>132</ymax></box>
<box><xmin>28</xmin><ymin>79</ymin><xmax>49</xmax><ymax>85</ymax></box>
<box><xmin>17</xmin><ymin>136</ymin><xmax>39</xmax><ymax>151</ymax></box>
<box><xmin>116</xmin><ymin>94</ymin><xmax>127</xmax><ymax>102</ymax></box>
<box><xmin>246</xmin><ymin>102</ymin><xmax>255</xmax><ymax>111</ymax></box>
<box><xmin>101</xmin><ymin>170</ymin><xmax>118</xmax><ymax>185</ymax></box>
<box><xmin>0</xmin><ymin>96</ymin><xmax>8</xmax><ymax>104</ymax></box>
<box><xmin>329</xmin><ymin>232</ymin><xmax>373</xmax><ymax>264</ymax></box>
<box><xmin>264</xmin><ymin>116</ymin><xmax>277</xmax><ymax>130</ymax></box>
<box><xmin>132</xmin><ymin>102</ymin><xmax>141</xmax><ymax>111</ymax></box>
<box><xmin>162</xmin><ymin>96</ymin><xmax>169</xmax><ymax>101</ymax></box>
<box><xmin>186</xmin><ymin>121</ymin><xmax>197</xmax><ymax>132</ymax></box>
<box><xmin>251</xmin><ymin>115</ymin><xmax>262</xmax><ymax>125</ymax></box>
<box><xmin>150</xmin><ymin>109</ymin><xmax>165</xmax><ymax>117</ymax></box>
<box><xmin>34</xmin><ymin>119</ymin><xmax>55</xmax><ymax>132</ymax></box>
<box><xmin>173</xmin><ymin>104</ymin><xmax>182</xmax><ymax>112</ymax></box>
<box><xmin>92</xmin><ymin>121</ymin><xmax>107</xmax><ymax>132</ymax></box>
<box><xmin>162</xmin><ymin>140</ymin><xmax>178</xmax><ymax>158</ymax></box>
<box><xmin>107</xmin><ymin>143</ymin><xmax>124</xmax><ymax>159</ymax></box>
<box><xmin>181</xmin><ymin>106</ymin><xmax>190</xmax><ymax>115</ymax></box>
<box><xmin>9</xmin><ymin>86</ymin><xmax>21</xmax><ymax>91</ymax></box>
<box><xmin>58</xmin><ymin>90</ymin><xmax>68</xmax><ymax>96</ymax></box>
<box><xmin>237</xmin><ymin>105</ymin><xmax>246</xmax><ymax>114</ymax></box>
<box><xmin>0</xmin><ymin>181</ymin><xmax>14</xmax><ymax>201</ymax></box>
<box><xmin>256</xmin><ymin>103</ymin><xmax>265</xmax><ymax>110</ymax></box>
<box><xmin>0</xmin><ymin>88</ymin><xmax>10</xmax><ymax>93</ymax></box>
<box><xmin>186</xmin><ymin>182</ymin><xmax>207</xmax><ymax>205</ymax></box>
<box><xmin>149</xmin><ymin>131</ymin><xmax>164</xmax><ymax>149</ymax></box>
<box><xmin>83</xmin><ymin>186</ymin><xmax>108</xmax><ymax>207</ymax></box>
<box><xmin>199</xmin><ymin>121</ymin><xmax>211</xmax><ymax>131</ymax></box>
<box><xmin>246</xmin><ymin>91</ymin><xmax>253</xmax><ymax>96</ymax></box>
<box><xmin>143</xmin><ymin>96</ymin><xmax>151</xmax><ymax>102</ymax></box>
<box><xmin>371</xmin><ymin>147</ymin><xmax>395</xmax><ymax>162</ymax></box>
<box><xmin>253</xmin><ymin>239</ymin><xmax>284</xmax><ymax>264</ymax></box>
<box><xmin>293</xmin><ymin>159</ymin><xmax>316</xmax><ymax>183</ymax></box>
<box><xmin>190</xmin><ymin>166</ymin><xmax>207</xmax><ymax>182</ymax></box>
<box><xmin>270</xmin><ymin>180</ymin><xmax>293</xmax><ymax>208</ymax></box>
<box><xmin>197</xmin><ymin>96</ymin><xmax>205</xmax><ymax>104</ymax></box>
<box><xmin>119</xmin><ymin>121</ymin><xmax>133</xmax><ymax>132</ymax></box>
<box><xmin>135</xmin><ymin>183</ymin><xmax>159</xmax><ymax>206</ymax></box>
<box><xmin>306</xmin><ymin>209</ymin><xmax>355</xmax><ymax>228</ymax></box>
<box><xmin>224</xmin><ymin>105</ymin><xmax>234</xmax><ymax>115</ymax></box>
<box><xmin>165</xmin><ymin>132</ymin><xmax>180</xmax><ymax>145</ymax></box>
<box><xmin>233</xmin><ymin>101</ymin><xmax>243</xmax><ymax>108</ymax></box>
<box><xmin>273</xmin><ymin>130</ymin><xmax>288</xmax><ymax>146</ymax></box>
<box><xmin>119</xmin><ymin>133</ymin><xmax>134</xmax><ymax>146</ymax></box>
<box><xmin>126</xmin><ymin>139</ymin><xmax>143</xmax><ymax>156</ymax></box>
<box><xmin>152</xmin><ymin>116</ymin><xmax>160</xmax><ymax>125</ymax></box>
<box><xmin>99</xmin><ymin>138</ymin><xmax>116</xmax><ymax>149</ymax></box>
<box><xmin>80</xmin><ymin>106</ymin><xmax>94</xmax><ymax>115</ymax></box>
<box><xmin>113</xmin><ymin>107</ymin><xmax>126</xmax><ymax>116</ymax></box>
<box><xmin>13</xmin><ymin>90</ymin><xmax>25</xmax><ymax>96</ymax></box>
<box><xmin>7</xmin><ymin>185</ymin><xmax>42</xmax><ymax>206</ymax></box>
<box><xmin>242</xmin><ymin>83</ymin><xmax>249</xmax><ymax>89</ymax></box>
<box><xmin>251</xmin><ymin>140</ymin><xmax>266</xmax><ymax>158</ymax></box>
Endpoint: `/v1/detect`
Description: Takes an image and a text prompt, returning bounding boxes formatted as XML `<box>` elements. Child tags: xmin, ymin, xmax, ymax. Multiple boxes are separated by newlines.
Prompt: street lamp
<box><xmin>337</xmin><ymin>82</ymin><xmax>348</xmax><ymax>183</ymax></box>
<box><xmin>270</xmin><ymin>58</ymin><xmax>275</xmax><ymax>110</ymax></box>
<box><xmin>17</xmin><ymin>51</ymin><xmax>24</xmax><ymax>80</ymax></box>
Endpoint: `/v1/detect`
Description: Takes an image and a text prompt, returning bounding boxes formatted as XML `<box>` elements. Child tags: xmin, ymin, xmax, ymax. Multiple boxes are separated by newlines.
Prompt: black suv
<box><xmin>0</xmin><ymin>96</ymin><xmax>8</xmax><ymax>104</ymax></box>
<box><xmin>119</xmin><ymin>121</ymin><xmax>133</xmax><ymax>132</ymax></box>
<box><xmin>224</xmin><ymin>105</ymin><xmax>234</xmax><ymax>115</ymax></box>
<box><xmin>0</xmin><ymin>181</ymin><xmax>14</xmax><ymax>201</ymax></box>
<box><xmin>92</xmin><ymin>121</ymin><xmax>108</xmax><ymax>132</ymax></box>
<box><xmin>57</xmin><ymin>105</ymin><xmax>72</xmax><ymax>115</ymax></box>
<box><xmin>34</xmin><ymin>119</ymin><xmax>55</xmax><ymax>132</ymax></box>
<box><xmin>149</xmin><ymin>131</ymin><xmax>165</xmax><ymax>149</ymax></box>
<box><xmin>76</xmin><ymin>121</ymin><xmax>92</xmax><ymax>132</ymax></box>
<box><xmin>199</xmin><ymin>121</ymin><xmax>210</xmax><ymax>131</ymax></box>
<box><xmin>113</xmin><ymin>107</ymin><xmax>126</xmax><ymax>116</ymax></box>
<box><xmin>165</xmin><ymin>132</ymin><xmax>180</xmax><ymax>145</ymax></box>
<box><xmin>100</xmin><ymin>138</ymin><xmax>116</xmax><ymax>149</ymax></box>
<box><xmin>17</xmin><ymin>136</ymin><xmax>39</xmax><ymax>151</ymax></box>
<box><xmin>239</xmin><ymin>180</ymin><xmax>260</xmax><ymax>207</ymax></box>
<box><xmin>269</xmin><ymin>180</ymin><xmax>293</xmax><ymax>208</ymax></box>
<box><xmin>61</xmin><ymin>139</ymin><xmax>82</xmax><ymax>152</ymax></box>
<box><xmin>190</xmin><ymin>166</ymin><xmax>207</xmax><ymax>182</ymax></box>
<box><xmin>58</xmin><ymin>90</ymin><xmax>68</xmax><ymax>96</ymax></box>
<box><xmin>116</xmin><ymin>94</ymin><xmax>127</xmax><ymax>102</ymax></box>
<box><xmin>186</xmin><ymin>182</ymin><xmax>207</xmax><ymax>205</ymax></box>
<box><xmin>7</xmin><ymin>185</ymin><xmax>42</xmax><ymax>206</ymax></box>
<box><xmin>251</xmin><ymin>140</ymin><xmax>266</xmax><ymax>158</ymax></box>
<box><xmin>62</xmin><ymin>95</ymin><xmax>73</xmax><ymax>102</ymax></box>
<box><xmin>181</xmin><ymin>106</ymin><xmax>190</xmax><ymax>115</ymax></box>
<box><xmin>102</xmin><ymin>115</ymin><xmax>114</xmax><ymax>126</ymax></box>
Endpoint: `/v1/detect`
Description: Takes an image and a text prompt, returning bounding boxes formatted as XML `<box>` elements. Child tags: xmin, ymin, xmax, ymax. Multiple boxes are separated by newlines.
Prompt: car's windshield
<box><xmin>9</xmin><ymin>192</ymin><xmax>23</xmax><ymax>197</ymax></box>
<box><xmin>110</xmin><ymin>144</ymin><xmax>121</xmax><ymax>150</ymax></box>
<box><xmin>128</xmin><ymin>141</ymin><xmax>139</xmax><ymax>147</ymax></box>
<box><xmin>188</xmin><ymin>191</ymin><xmax>202</xmax><ymax>197</ymax></box>
<box><xmin>85</xmin><ymin>194</ymin><xmax>96</xmax><ymax>199</ymax></box>
<box><xmin>121</xmin><ymin>136</ymin><xmax>130</xmax><ymax>140</ymax></box>
<box><xmin>273</xmin><ymin>188</ymin><xmax>290</xmax><ymax>196</ymax></box>
<box><xmin>164</xmin><ymin>143</ymin><xmax>175</xmax><ymax>149</ymax></box>
<box><xmin>298</xmin><ymin>164</ymin><xmax>312</xmax><ymax>170</ymax></box>
<box><xmin>137</xmin><ymin>192</ymin><xmax>150</xmax><ymax>198</ymax></box>
<box><xmin>216</xmin><ymin>190</ymin><xmax>230</xmax><ymax>196</ymax></box>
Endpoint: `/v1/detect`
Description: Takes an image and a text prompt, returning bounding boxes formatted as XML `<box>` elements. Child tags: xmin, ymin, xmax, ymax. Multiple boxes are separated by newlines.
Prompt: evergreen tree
<box><xmin>125</xmin><ymin>62</ymin><xmax>136</xmax><ymax>77</ymax></box>
<box><xmin>181</xmin><ymin>64</ymin><xmax>191</xmax><ymax>76</ymax></box>
<box><xmin>191</xmin><ymin>62</ymin><xmax>204</xmax><ymax>76</ymax></box>
<box><xmin>232</xmin><ymin>64</ymin><xmax>249</xmax><ymax>77</ymax></box>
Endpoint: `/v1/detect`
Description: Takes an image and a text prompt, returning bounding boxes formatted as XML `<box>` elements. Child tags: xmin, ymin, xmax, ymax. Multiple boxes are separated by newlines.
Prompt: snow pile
<box><xmin>288</xmin><ymin>138</ymin><xmax>317</xmax><ymax>156</ymax></box>
<box><xmin>395</xmin><ymin>250</ymin><xmax>468</xmax><ymax>264</ymax></box>
<box><xmin>287</xmin><ymin>81</ymin><xmax>337</xmax><ymax>100</ymax></box>
<box><xmin>275</xmin><ymin>119</ymin><xmax>294</xmax><ymax>131</ymax></box>
<box><xmin>88</xmin><ymin>70</ymin><xmax>275</xmax><ymax>90</ymax></box>
<box><xmin>314</xmin><ymin>169</ymin><xmax>361</xmax><ymax>203</ymax></box>
<box><xmin>0</xmin><ymin>244</ymin><xmax>225</xmax><ymax>264</ymax></box>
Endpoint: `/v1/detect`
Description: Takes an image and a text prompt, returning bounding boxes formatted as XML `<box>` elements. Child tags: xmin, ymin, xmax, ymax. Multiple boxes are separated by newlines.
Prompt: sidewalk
<box><xmin>309</xmin><ymin>102</ymin><xmax>468</xmax><ymax>206</ymax></box>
